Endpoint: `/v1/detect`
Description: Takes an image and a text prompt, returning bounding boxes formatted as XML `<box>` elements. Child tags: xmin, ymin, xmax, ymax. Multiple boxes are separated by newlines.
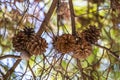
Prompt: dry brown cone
<box><xmin>53</xmin><ymin>34</ymin><xmax>76</xmax><ymax>54</ymax></box>
<box><xmin>81</xmin><ymin>25</ymin><xmax>100</xmax><ymax>44</ymax></box>
<box><xmin>12</xmin><ymin>27</ymin><xmax>48</xmax><ymax>57</ymax></box>
<box><xmin>12</xmin><ymin>31</ymin><xmax>28</xmax><ymax>52</ymax></box>
<box><xmin>12</xmin><ymin>27</ymin><xmax>35</xmax><ymax>52</ymax></box>
<box><xmin>26</xmin><ymin>35</ymin><xmax>48</xmax><ymax>56</ymax></box>
<box><xmin>111</xmin><ymin>0</ymin><xmax>120</xmax><ymax>10</ymax></box>
<box><xmin>73</xmin><ymin>38</ymin><xmax>92</xmax><ymax>59</ymax></box>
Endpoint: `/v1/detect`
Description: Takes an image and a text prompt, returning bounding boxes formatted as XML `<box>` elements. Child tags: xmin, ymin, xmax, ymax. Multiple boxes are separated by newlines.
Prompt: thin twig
<box><xmin>3</xmin><ymin>59</ymin><xmax>22</xmax><ymax>80</ymax></box>
<box><xmin>0</xmin><ymin>55</ymin><xmax>21</xmax><ymax>60</ymax></box>
<box><xmin>28</xmin><ymin>62</ymin><xmax>36</xmax><ymax>79</ymax></box>
<box><xmin>21</xmin><ymin>63</ymin><xmax>29</xmax><ymax>80</ymax></box>
<box><xmin>17</xmin><ymin>2</ymin><xmax>30</xmax><ymax>26</ymax></box>
<box><xmin>64</xmin><ymin>57</ymin><xmax>72</xmax><ymax>78</ymax></box>
<box><xmin>77</xmin><ymin>59</ymin><xmax>85</xmax><ymax>80</ymax></box>
<box><xmin>57</xmin><ymin>0</ymin><xmax>60</xmax><ymax>36</ymax></box>
<box><xmin>94</xmin><ymin>44</ymin><xmax>119</xmax><ymax>60</ymax></box>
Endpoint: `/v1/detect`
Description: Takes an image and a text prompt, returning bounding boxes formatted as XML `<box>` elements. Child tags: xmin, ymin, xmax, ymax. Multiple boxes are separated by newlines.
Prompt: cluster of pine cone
<box><xmin>12</xmin><ymin>27</ymin><xmax>48</xmax><ymax>59</ymax></box>
<box><xmin>12</xmin><ymin>25</ymin><xmax>100</xmax><ymax>60</ymax></box>
<box><xmin>53</xmin><ymin>25</ymin><xmax>100</xmax><ymax>59</ymax></box>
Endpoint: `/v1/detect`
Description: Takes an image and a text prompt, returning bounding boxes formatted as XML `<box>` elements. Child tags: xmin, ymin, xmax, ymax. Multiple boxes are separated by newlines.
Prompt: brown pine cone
<box><xmin>12</xmin><ymin>31</ymin><xmax>28</xmax><ymax>52</ymax></box>
<box><xmin>12</xmin><ymin>27</ymin><xmax>35</xmax><ymax>52</ymax></box>
<box><xmin>81</xmin><ymin>25</ymin><xmax>100</xmax><ymax>44</ymax></box>
<box><xmin>53</xmin><ymin>34</ymin><xmax>76</xmax><ymax>54</ymax></box>
<box><xmin>26</xmin><ymin>35</ymin><xmax>48</xmax><ymax>56</ymax></box>
<box><xmin>73</xmin><ymin>38</ymin><xmax>92</xmax><ymax>59</ymax></box>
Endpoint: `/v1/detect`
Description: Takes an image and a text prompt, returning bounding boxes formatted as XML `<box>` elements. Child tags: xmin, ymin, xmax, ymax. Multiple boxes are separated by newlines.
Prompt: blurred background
<box><xmin>0</xmin><ymin>0</ymin><xmax>120</xmax><ymax>80</ymax></box>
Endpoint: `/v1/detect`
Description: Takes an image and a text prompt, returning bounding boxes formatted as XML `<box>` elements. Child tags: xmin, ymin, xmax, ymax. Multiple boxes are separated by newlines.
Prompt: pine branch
<box><xmin>0</xmin><ymin>55</ymin><xmax>21</xmax><ymax>60</ymax></box>
<box><xmin>94</xmin><ymin>44</ymin><xmax>120</xmax><ymax>60</ymax></box>
<box><xmin>77</xmin><ymin>59</ymin><xmax>85</xmax><ymax>80</ymax></box>
<box><xmin>28</xmin><ymin>62</ymin><xmax>36</xmax><ymax>79</ymax></box>
<box><xmin>37</xmin><ymin>0</ymin><xmax>59</xmax><ymax>36</ymax></box>
<box><xmin>69</xmin><ymin>0</ymin><xmax>76</xmax><ymax>36</ymax></box>
<box><xmin>3</xmin><ymin>59</ymin><xmax>22</xmax><ymax>80</ymax></box>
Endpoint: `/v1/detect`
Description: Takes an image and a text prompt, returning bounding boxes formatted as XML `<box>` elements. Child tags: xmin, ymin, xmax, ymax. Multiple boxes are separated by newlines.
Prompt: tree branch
<box><xmin>94</xmin><ymin>44</ymin><xmax>120</xmax><ymax>60</ymax></box>
<box><xmin>37</xmin><ymin>0</ymin><xmax>59</xmax><ymax>36</ymax></box>
<box><xmin>0</xmin><ymin>55</ymin><xmax>21</xmax><ymax>60</ymax></box>
<box><xmin>28</xmin><ymin>62</ymin><xmax>36</xmax><ymax>79</ymax></box>
<box><xmin>3</xmin><ymin>59</ymin><xmax>22</xmax><ymax>80</ymax></box>
<box><xmin>76</xmin><ymin>59</ymin><xmax>85</xmax><ymax>80</ymax></box>
<box><xmin>69</xmin><ymin>0</ymin><xmax>76</xmax><ymax>36</ymax></box>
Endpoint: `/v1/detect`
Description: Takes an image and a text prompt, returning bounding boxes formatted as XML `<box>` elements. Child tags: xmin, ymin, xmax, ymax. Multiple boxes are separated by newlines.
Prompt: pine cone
<box><xmin>12</xmin><ymin>31</ymin><xmax>28</xmax><ymax>52</ymax></box>
<box><xmin>12</xmin><ymin>27</ymin><xmax>34</xmax><ymax>52</ymax></box>
<box><xmin>12</xmin><ymin>27</ymin><xmax>48</xmax><ymax>56</ymax></box>
<box><xmin>26</xmin><ymin>35</ymin><xmax>48</xmax><ymax>56</ymax></box>
<box><xmin>23</xmin><ymin>27</ymin><xmax>34</xmax><ymax>36</ymax></box>
<box><xmin>81</xmin><ymin>25</ymin><xmax>100</xmax><ymax>44</ymax></box>
<box><xmin>73</xmin><ymin>39</ymin><xmax>92</xmax><ymax>59</ymax></box>
<box><xmin>53</xmin><ymin>34</ymin><xmax>76</xmax><ymax>54</ymax></box>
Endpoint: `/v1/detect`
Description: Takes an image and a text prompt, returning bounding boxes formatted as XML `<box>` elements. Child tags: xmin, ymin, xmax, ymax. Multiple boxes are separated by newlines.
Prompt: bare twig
<box><xmin>64</xmin><ymin>57</ymin><xmax>72</xmax><ymax>78</ymax></box>
<box><xmin>94</xmin><ymin>44</ymin><xmax>119</xmax><ymax>60</ymax></box>
<box><xmin>37</xmin><ymin>0</ymin><xmax>59</xmax><ymax>36</ymax></box>
<box><xmin>3</xmin><ymin>59</ymin><xmax>22</xmax><ymax>80</ymax></box>
<box><xmin>0</xmin><ymin>55</ymin><xmax>21</xmax><ymax>60</ymax></box>
<box><xmin>21</xmin><ymin>63</ymin><xmax>29</xmax><ymax>80</ymax></box>
<box><xmin>28</xmin><ymin>62</ymin><xmax>36</xmax><ymax>79</ymax></box>
<box><xmin>75</xmin><ymin>8</ymin><xmax>111</xmax><ymax>17</ymax></box>
<box><xmin>17</xmin><ymin>1</ymin><xmax>30</xmax><ymax>26</ymax></box>
<box><xmin>76</xmin><ymin>59</ymin><xmax>85</xmax><ymax>80</ymax></box>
